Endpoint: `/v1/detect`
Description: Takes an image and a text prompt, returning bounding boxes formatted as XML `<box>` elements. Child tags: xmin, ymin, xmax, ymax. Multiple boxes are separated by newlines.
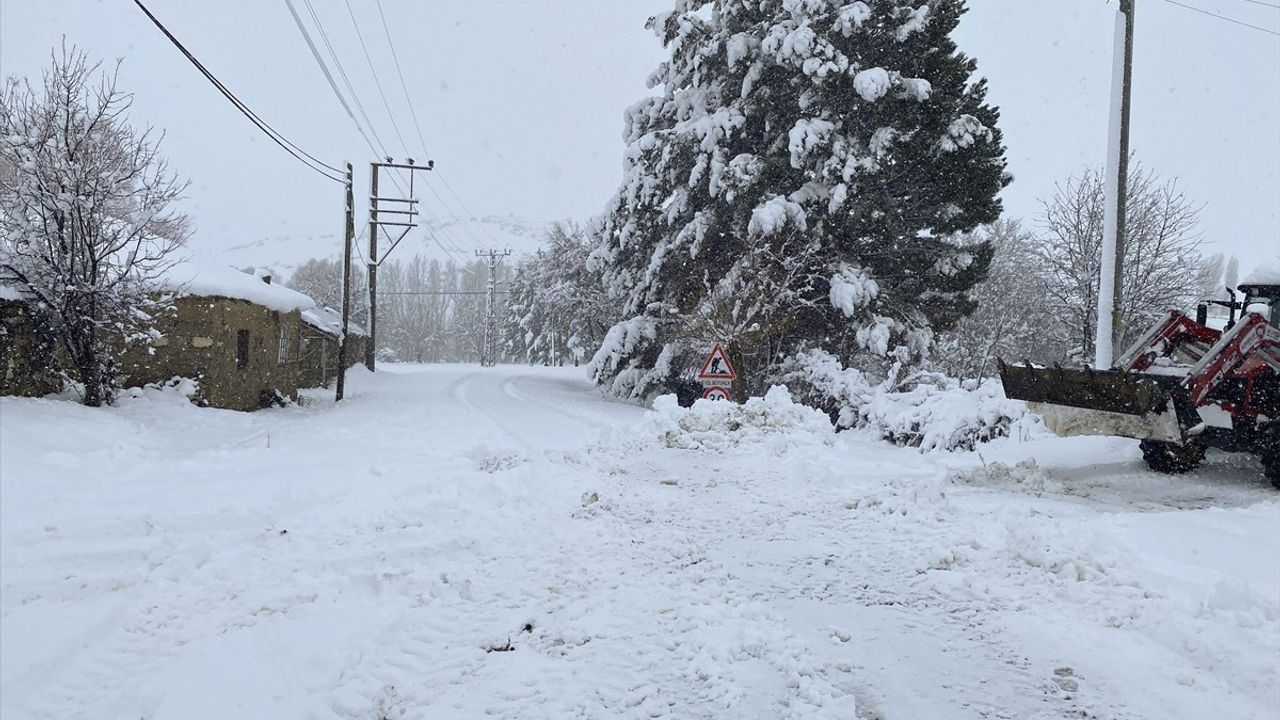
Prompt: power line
<box><xmin>131</xmin><ymin>0</ymin><xmax>342</xmax><ymax>182</ymax></box>
<box><xmin>432</xmin><ymin>171</ymin><xmax>505</xmax><ymax>247</ymax></box>
<box><xmin>301</xmin><ymin>0</ymin><xmax>400</xmax><ymax>162</ymax></box>
<box><xmin>286</xmin><ymin>0</ymin><xmax>385</xmax><ymax>159</ymax></box>
<box><xmin>369</xmin><ymin>1</ymin><xmax>508</xmax><ymax>255</ymax></box>
<box><xmin>1160</xmin><ymin>0</ymin><xmax>1280</xmax><ymax>35</ymax></box>
<box><xmin>342</xmin><ymin>0</ymin><xmax>411</xmax><ymax>158</ymax></box>
<box><xmin>374</xmin><ymin>0</ymin><xmax>432</xmax><ymax>156</ymax></box>
<box><xmin>281</xmin><ymin>0</ymin><xmax>368</xmax><ymax>152</ymax></box>
<box><xmin>420</xmin><ymin>178</ymin><xmax>488</xmax><ymax>249</ymax></box>
<box><xmin>282</xmin><ymin>0</ymin><xmax>415</xmax><ymax>202</ymax></box>
<box><xmin>1235</xmin><ymin>0</ymin><xmax>1280</xmax><ymax>10</ymax></box>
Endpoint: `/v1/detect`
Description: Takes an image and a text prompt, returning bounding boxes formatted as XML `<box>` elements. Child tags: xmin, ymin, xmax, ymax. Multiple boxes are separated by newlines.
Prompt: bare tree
<box><xmin>0</xmin><ymin>46</ymin><xmax>191</xmax><ymax>405</ymax></box>
<box><xmin>1036</xmin><ymin>162</ymin><xmax>1204</xmax><ymax>361</ymax></box>
<box><xmin>935</xmin><ymin>219</ymin><xmax>1059</xmax><ymax>381</ymax></box>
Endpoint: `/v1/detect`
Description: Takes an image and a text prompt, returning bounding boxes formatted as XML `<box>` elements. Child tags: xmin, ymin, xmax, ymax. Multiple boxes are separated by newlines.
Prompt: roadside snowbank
<box><xmin>642</xmin><ymin>386</ymin><xmax>834</xmax><ymax>452</ymax></box>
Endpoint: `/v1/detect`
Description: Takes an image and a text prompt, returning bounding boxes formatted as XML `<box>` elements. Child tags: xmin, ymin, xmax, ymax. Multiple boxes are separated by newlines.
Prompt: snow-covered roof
<box><xmin>301</xmin><ymin>306</ymin><xmax>368</xmax><ymax>338</ymax></box>
<box><xmin>159</xmin><ymin>262</ymin><xmax>317</xmax><ymax>313</ymax></box>
<box><xmin>1240</xmin><ymin>262</ymin><xmax>1279</xmax><ymax>287</ymax></box>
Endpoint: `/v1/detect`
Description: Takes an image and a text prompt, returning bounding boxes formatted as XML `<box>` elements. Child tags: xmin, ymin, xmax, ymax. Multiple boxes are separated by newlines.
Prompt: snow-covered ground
<box><xmin>1</xmin><ymin>365</ymin><xmax>1276</xmax><ymax>720</ymax></box>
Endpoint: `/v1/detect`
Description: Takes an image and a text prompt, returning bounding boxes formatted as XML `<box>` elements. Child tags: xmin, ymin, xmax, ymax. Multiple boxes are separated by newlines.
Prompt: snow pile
<box><xmin>118</xmin><ymin>377</ymin><xmax>200</xmax><ymax>406</ymax></box>
<box><xmin>949</xmin><ymin>459</ymin><xmax>1064</xmax><ymax>496</ymax></box>
<box><xmin>642</xmin><ymin>386</ymin><xmax>834</xmax><ymax>452</ymax></box>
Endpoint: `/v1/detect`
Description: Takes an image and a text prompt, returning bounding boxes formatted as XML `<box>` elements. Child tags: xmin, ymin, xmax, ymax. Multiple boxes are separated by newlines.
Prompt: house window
<box><xmin>236</xmin><ymin>330</ymin><xmax>249</xmax><ymax>369</ymax></box>
<box><xmin>277</xmin><ymin>325</ymin><xmax>290</xmax><ymax>366</ymax></box>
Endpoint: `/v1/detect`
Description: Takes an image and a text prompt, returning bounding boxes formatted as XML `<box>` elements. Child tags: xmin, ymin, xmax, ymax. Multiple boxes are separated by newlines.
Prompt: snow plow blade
<box><xmin>997</xmin><ymin>360</ymin><xmax>1197</xmax><ymax>444</ymax></box>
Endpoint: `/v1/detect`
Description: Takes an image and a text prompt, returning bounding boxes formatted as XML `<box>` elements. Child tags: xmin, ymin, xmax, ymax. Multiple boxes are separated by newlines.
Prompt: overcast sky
<box><xmin>2</xmin><ymin>0</ymin><xmax>1278</xmax><ymax>274</ymax></box>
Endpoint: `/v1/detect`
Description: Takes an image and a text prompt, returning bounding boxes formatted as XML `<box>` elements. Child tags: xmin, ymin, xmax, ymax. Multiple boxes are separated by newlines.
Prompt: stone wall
<box><xmin>118</xmin><ymin>296</ymin><xmax>302</xmax><ymax>411</ymax></box>
<box><xmin>0</xmin><ymin>299</ymin><xmax>60</xmax><ymax>397</ymax></box>
<box><xmin>299</xmin><ymin>327</ymin><xmax>367</xmax><ymax>389</ymax></box>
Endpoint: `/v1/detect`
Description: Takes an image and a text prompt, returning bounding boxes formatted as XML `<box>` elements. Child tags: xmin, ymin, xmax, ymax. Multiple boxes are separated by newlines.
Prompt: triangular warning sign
<box><xmin>697</xmin><ymin>343</ymin><xmax>737</xmax><ymax>381</ymax></box>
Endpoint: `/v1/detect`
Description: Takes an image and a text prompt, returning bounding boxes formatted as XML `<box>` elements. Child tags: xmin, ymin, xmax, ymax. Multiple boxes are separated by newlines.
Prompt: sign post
<box><xmin>696</xmin><ymin>343</ymin><xmax>738</xmax><ymax>401</ymax></box>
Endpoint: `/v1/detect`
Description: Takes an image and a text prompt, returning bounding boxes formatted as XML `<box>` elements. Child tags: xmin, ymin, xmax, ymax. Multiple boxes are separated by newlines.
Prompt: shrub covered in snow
<box><xmin>781</xmin><ymin>349</ymin><xmax>1043</xmax><ymax>452</ymax></box>
<box><xmin>860</xmin><ymin>375</ymin><xmax>1044</xmax><ymax>452</ymax></box>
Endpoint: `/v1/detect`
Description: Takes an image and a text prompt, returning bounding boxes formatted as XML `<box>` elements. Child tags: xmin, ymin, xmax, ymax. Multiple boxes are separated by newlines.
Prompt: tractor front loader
<box><xmin>1000</xmin><ymin>279</ymin><xmax>1280</xmax><ymax>486</ymax></box>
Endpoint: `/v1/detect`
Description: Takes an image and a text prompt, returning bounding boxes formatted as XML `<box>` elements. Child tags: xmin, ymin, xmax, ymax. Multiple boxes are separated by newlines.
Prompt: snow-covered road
<box><xmin>2</xmin><ymin>365</ymin><xmax>1277</xmax><ymax>719</ymax></box>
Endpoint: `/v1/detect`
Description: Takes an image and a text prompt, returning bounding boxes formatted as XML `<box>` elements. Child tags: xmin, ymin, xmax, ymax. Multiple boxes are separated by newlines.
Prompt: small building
<box><xmin>117</xmin><ymin>265</ymin><xmax>316</xmax><ymax>411</ymax></box>
<box><xmin>0</xmin><ymin>286</ymin><xmax>60</xmax><ymax>397</ymax></box>
<box><xmin>299</xmin><ymin>306</ymin><xmax>368</xmax><ymax>388</ymax></box>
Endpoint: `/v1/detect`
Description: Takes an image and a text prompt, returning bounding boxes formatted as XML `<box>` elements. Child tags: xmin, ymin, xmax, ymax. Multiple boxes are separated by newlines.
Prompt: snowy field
<box><xmin>1</xmin><ymin>364</ymin><xmax>1277</xmax><ymax>720</ymax></box>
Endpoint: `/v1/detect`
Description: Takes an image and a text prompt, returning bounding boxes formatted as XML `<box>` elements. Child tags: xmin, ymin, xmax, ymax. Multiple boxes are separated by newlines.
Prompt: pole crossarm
<box><xmin>374</xmin><ymin>161</ymin><xmax>434</xmax><ymax>171</ymax></box>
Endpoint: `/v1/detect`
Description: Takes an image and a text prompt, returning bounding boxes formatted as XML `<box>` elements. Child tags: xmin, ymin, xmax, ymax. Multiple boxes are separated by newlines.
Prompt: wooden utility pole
<box><xmin>336</xmin><ymin>162</ymin><xmax>355</xmax><ymax>401</ymax></box>
<box><xmin>1095</xmin><ymin>0</ymin><xmax>1135</xmax><ymax>369</ymax></box>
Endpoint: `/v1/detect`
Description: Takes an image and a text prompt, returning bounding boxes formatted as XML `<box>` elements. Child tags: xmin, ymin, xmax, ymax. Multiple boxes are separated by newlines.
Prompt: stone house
<box><xmin>117</xmin><ymin>266</ymin><xmax>317</xmax><ymax>411</ymax></box>
<box><xmin>299</xmin><ymin>307</ymin><xmax>368</xmax><ymax>388</ymax></box>
<box><xmin>0</xmin><ymin>286</ymin><xmax>61</xmax><ymax>397</ymax></box>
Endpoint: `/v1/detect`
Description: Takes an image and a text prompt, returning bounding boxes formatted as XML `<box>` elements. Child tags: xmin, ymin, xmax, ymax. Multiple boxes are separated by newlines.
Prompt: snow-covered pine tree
<box><xmin>505</xmin><ymin>222</ymin><xmax>618</xmax><ymax>366</ymax></box>
<box><xmin>590</xmin><ymin>0</ymin><xmax>1007</xmax><ymax>403</ymax></box>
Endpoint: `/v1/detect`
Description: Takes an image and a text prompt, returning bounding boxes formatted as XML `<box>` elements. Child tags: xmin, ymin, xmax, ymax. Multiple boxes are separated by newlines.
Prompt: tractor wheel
<box><xmin>1139</xmin><ymin>439</ymin><xmax>1205</xmax><ymax>474</ymax></box>
<box><xmin>1264</xmin><ymin>453</ymin><xmax>1280</xmax><ymax>490</ymax></box>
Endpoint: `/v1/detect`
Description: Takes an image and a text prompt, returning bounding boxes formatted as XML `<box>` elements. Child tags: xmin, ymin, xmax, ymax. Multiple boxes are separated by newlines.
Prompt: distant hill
<box><xmin>213</xmin><ymin>214</ymin><xmax>552</xmax><ymax>283</ymax></box>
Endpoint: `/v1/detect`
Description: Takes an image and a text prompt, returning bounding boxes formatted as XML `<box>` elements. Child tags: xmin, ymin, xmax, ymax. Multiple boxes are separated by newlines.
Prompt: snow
<box><xmin>159</xmin><ymin>261</ymin><xmax>317</xmax><ymax>313</ymax></box>
<box><xmin>895</xmin><ymin>4</ymin><xmax>932</xmax><ymax>41</ymax></box>
<box><xmin>1241</xmin><ymin>261</ymin><xmax>1280</xmax><ymax>287</ymax></box>
<box><xmin>2</xmin><ymin>365</ymin><xmax>1278</xmax><ymax>719</ymax></box>
<box><xmin>748</xmin><ymin>196</ymin><xmax>807</xmax><ymax>237</ymax></box>
<box><xmin>828</xmin><ymin>263</ymin><xmax>878</xmax><ymax>316</ymax></box>
<box><xmin>0</xmin><ymin>284</ymin><xmax>25</xmax><ymax>302</ymax></box>
<box><xmin>301</xmin><ymin>307</ymin><xmax>368</xmax><ymax>338</ymax></box>
<box><xmin>852</xmin><ymin>67</ymin><xmax>891</xmax><ymax>102</ymax></box>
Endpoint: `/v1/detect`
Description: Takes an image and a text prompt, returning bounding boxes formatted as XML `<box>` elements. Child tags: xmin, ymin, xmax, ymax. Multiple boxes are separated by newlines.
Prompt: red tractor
<box><xmin>1000</xmin><ymin>273</ymin><xmax>1280</xmax><ymax>486</ymax></box>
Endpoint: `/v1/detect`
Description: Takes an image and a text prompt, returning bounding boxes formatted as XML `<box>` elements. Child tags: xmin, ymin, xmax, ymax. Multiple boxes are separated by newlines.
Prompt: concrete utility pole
<box><xmin>336</xmin><ymin>162</ymin><xmax>355</xmax><ymax>401</ymax></box>
<box><xmin>1095</xmin><ymin>0</ymin><xmax>1135</xmax><ymax>370</ymax></box>
<box><xmin>476</xmin><ymin>248</ymin><xmax>511</xmax><ymax>367</ymax></box>
<box><xmin>366</xmin><ymin>158</ymin><xmax>433</xmax><ymax>371</ymax></box>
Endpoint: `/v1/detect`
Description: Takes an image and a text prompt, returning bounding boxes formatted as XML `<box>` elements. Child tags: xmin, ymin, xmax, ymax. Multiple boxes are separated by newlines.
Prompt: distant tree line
<box><xmin>287</xmin><ymin>254</ymin><xmax>513</xmax><ymax>364</ymax></box>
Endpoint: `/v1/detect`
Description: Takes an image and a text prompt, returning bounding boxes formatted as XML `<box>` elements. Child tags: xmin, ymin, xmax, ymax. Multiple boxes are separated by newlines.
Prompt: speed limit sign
<box><xmin>702</xmin><ymin>386</ymin><xmax>732</xmax><ymax>401</ymax></box>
